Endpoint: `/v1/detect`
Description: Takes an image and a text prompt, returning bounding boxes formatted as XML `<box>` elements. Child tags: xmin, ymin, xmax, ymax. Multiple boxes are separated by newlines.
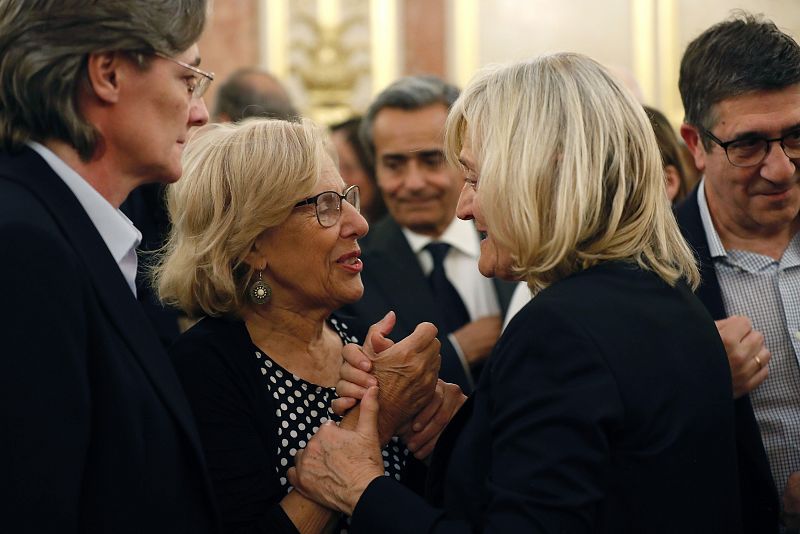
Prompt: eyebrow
<box><xmin>728</xmin><ymin>122</ymin><xmax>800</xmax><ymax>140</ymax></box>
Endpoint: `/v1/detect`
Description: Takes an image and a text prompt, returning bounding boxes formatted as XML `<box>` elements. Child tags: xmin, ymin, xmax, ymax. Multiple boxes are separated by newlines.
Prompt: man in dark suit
<box><xmin>0</xmin><ymin>1</ymin><xmax>219</xmax><ymax>532</ymax></box>
<box><xmin>675</xmin><ymin>13</ymin><xmax>800</xmax><ymax>533</ymax></box>
<box><xmin>341</xmin><ymin>76</ymin><xmax>515</xmax><ymax>393</ymax></box>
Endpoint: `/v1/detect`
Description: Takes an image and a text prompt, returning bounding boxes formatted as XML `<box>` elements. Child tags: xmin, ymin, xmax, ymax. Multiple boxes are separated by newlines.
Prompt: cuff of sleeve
<box><xmin>447</xmin><ymin>333</ymin><xmax>474</xmax><ymax>391</ymax></box>
<box><xmin>350</xmin><ymin>475</ymin><xmax>441</xmax><ymax>534</ymax></box>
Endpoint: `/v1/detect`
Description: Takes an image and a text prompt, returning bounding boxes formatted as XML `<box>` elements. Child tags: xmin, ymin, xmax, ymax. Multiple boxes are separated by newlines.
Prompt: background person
<box><xmin>155</xmin><ymin>118</ymin><xmax>442</xmax><ymax>533</ymax></box>
<box><xmin>330</xmin><ymin>117</ymin><xmax>387</xmax><ymax>224</ymax></box>
<box><xmin>341</xmin><ymin>75</ymin><xmax>516</xmax><ymax>393</ymax></box>
<box><xmin>289</xmin><ymin>53</ymin><xmax>741</xmax><ymax>533</ymax></box>
<box><xmin>675</xmin><ymin>12</ymin><xmax>800</xmax><ymax>532</ymax></box>
<box><xmin>645</xmin><ymin>105</ymin><xmax>691</xmax><ymax>204</ymax></box>
<box><xmin>0</xmin><ymin>0</ymin><xmax>219</xmax><ymax>531</ymax></box>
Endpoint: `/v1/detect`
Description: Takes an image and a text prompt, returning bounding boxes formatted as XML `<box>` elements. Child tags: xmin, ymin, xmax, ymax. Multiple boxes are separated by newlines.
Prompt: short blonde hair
<box><xmin>154</xmin><ymin>118</ymin><xmax>328</xmax><ymax>317</ymax></box>
<box><xmin>444</xmin><ymin>53</ymin><xmax>699</xmax><ymax>293</ymax></box>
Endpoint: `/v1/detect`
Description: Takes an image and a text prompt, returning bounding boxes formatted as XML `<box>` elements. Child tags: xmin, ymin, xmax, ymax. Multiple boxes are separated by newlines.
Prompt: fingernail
<box><xmin>360</xmin><ymin>360</ymin><xmax>371</xmax><ymax>372</ymax></box>
<box><xmin>412</xmin><ymin>423</ymin><xmax>421</xmax><ymax>432</ymax></box>
<box><xmin>368</xmin><ymin>376</ymin><xmax>378</xmax><ymax>386</ymax></box>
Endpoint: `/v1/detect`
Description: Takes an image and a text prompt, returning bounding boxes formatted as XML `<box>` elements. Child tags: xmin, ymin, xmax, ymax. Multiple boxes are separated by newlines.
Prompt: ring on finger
<box><xmin>754</xmin><ymin>355</ymin><xmax>763</xmax><ymax>369</ymax></box>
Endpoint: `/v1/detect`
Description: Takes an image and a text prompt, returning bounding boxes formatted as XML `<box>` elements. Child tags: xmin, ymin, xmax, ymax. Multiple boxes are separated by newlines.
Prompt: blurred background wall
<box><xmin>198</xmin><ymin>0</ymin><xmax>800</xmax><ymax>126</ymax></box>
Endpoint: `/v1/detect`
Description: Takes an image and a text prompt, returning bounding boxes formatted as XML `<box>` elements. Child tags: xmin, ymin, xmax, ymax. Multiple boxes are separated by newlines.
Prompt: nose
<box><xmin>188</xmin><ymin>97</ymin><xmax>210</xmax><ymax>127</ymax></box>
<box><xmin>456</xmin><ymin>182</ymin><xmax>475</xmax><ymax>221</ymax></box>
<box><xmin>760</xmin><ymin>140</ymin><xmax>797</xmax><ymax>184</ymax></box>
<box><xmin>341</xmin><ymin>201</ymin><xmax>369</xmax><ymax>239</ymax></box>
<box><xmin>403</xmin><ymin>161</ymin><xmax>427</xmax><ymax>192</ymax></box>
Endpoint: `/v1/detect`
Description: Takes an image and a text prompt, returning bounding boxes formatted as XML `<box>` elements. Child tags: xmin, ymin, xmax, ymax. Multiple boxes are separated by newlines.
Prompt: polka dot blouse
<box><xmin>253</xmin><ymin>317</ymin><xmax>410</xmax><ymax>529</ymax></box>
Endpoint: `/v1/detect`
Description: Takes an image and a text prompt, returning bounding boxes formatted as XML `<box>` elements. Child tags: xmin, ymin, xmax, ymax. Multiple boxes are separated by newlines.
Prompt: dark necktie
<box><xmin>425</xmin><ymin>242</ymin><xmax>470</xmax><ymax>334</ymax></box>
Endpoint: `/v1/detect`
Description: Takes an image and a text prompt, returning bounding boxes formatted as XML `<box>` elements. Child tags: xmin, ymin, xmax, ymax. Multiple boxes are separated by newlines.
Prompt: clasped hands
<box><xmin>287</xmin><ymin>311</ymin><xmax>466</xmax><ymax>515</ymax></box>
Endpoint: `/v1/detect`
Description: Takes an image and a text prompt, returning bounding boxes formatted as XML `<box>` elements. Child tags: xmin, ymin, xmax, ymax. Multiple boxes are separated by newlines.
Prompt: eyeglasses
<box><xmin>700</xmin><ymin>127</ymin><xmax>800</xmax><ymax>168</ymax></box>
<box><xmin>154</xmin><ymin>51</ymin><xmax>214</xmax><ymax>99</ymax></box>
<box><xmin>294</xmin><ymin>185</ymin><xmax>360</xmax><ymax>228</ymax></box>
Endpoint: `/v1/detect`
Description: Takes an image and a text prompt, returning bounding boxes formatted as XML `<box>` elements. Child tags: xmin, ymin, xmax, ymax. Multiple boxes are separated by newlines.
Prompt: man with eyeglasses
<box><xmin>0</xmin><ymin>1</ymin><xmax>219</xmax><ymax>532</ymax></box>
<box><xmin>676</xmin><ymin>12</ymin><xmax>800</xmax><ymax>534</ymax></box>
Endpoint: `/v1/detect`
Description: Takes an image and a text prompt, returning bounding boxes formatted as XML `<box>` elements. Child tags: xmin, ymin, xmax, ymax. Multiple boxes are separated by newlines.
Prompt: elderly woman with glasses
<box><xmin>154</xmin><ymin>118</ymin><xmax>444</xmax><ymax>533</ymax></box>
<box><xmin>287</xmin><ymin>54</ymin><xmax>743</xmax><ymax>532</ymax></box>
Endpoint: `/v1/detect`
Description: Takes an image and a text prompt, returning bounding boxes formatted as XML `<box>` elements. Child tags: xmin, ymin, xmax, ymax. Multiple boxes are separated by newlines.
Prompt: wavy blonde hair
<box><xmin>444</xmin><ymin>53</ymin><xmax>699</xmax><ymax>293</ymax></box>
<box><xmin>153</xmin><ymin>118</ymin><xmax>328</xmax><ymax>317</ymax></box>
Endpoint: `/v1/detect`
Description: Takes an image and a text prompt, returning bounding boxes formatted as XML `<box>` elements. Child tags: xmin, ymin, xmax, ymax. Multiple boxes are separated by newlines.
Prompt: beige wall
<box><xmin>197</xmin><ymin>1</ymin><xmax>800</xmax><ymax>125</ymax></box>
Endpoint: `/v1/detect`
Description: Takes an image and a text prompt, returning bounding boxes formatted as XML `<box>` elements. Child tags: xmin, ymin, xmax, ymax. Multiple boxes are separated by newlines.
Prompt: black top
<box><xmin>350</xmin><ymin>262</ymin><xmax>743</xmax><ymax>534</ymax></box>
<box><xmin>170</xmin><ymin>314</ymin><xmax>414</xmax><ymax>534</ymax></box>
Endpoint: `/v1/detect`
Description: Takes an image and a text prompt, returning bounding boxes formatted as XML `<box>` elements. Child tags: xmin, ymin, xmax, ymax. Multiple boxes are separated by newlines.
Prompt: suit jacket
<box><xmin>340</xmin><ymin>216</ymin><xmax>516</xmax><ymax>392</ymax></box>
<box><xmin>350</xmin><ymin>262</ymin><xmax>742</xmax><ymax>533</ymax></box>
<box><xmin>0</xmin><ymin>147</ymin><xmax>219</xmax><ymax>533</ymax></box>
<box><xmin>675</xmin><ymin>186</ymin><xmax>780</xmax><ymax>533</ymax></box>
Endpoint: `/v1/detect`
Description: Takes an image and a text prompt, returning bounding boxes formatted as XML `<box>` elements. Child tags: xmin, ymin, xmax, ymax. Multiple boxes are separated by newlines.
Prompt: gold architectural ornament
<box><xmin>291</xmin><ymin>0</ymin><xmax>371</xmax><ymax>125</ymax></box>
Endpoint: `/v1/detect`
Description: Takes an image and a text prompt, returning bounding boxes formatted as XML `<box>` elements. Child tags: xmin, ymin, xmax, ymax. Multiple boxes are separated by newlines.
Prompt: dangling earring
<box><xmin>249</xmin><ymin>270</ymin><xmax>272</xmax><ymax>305</ymax></box>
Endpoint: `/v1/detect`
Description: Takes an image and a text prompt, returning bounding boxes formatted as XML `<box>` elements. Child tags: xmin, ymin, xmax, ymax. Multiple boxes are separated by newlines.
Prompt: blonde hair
<box><xmin>154</xmin><ymin>118</ymin><xmax>328</xmax><ymax>317</ymax></box>
<box><xmin>444</xmin><ymin>53</ymin><xmax>699</xmax><ymax>293</ymax></box>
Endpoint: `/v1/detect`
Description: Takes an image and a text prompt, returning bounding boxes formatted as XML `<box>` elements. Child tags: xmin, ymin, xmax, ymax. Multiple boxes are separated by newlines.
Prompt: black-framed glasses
<box><xmin>294</xmin><ymin>185</ymin><xmax>360</xmax><ymax>227</ymax></box>
<box><xmin>700</xmin><ymin>127</ymin><xmax>800</xmax><ymax>168</ymax></box>
<box><xmin>154</xmin><ymin>51</ymin><xmax>215</xmax><ymax>99</ymax></box>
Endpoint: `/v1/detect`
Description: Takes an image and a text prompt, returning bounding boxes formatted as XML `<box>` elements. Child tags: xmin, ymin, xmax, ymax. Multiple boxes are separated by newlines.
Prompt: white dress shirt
<box><xmin>403</xmin><ymin>217</ymin><xmax>501</xmax><ymax>380</ymax></box>
<box><xmin>28</xmin><ymin>141</ymin><xmax>142</xmax><ymax>296</ymax></box>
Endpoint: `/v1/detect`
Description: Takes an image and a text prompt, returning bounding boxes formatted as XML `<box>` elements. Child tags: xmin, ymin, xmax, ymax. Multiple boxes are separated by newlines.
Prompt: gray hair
<box><xmin>359</xmin><ymin>75</ymin><xmax>460</xmax><ymax>163</ymax></box>
<box><xmin>213</xmin><ymin>68</ymin><xmax>299</xmax><ymax>123</ymax></box>
<box><xmin>0</xmin><ymin>0</ymin><xmax>208</xmax><ymax>160</ymax></box>
<box><xmin>679</xmin><ymin>11</ymin><xmax>800</xmax><ymax>144</ymax></box>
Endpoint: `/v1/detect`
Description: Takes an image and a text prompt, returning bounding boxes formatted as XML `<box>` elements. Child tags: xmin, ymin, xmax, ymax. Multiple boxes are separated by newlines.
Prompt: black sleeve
<box><xmin>350</xmin><ymin>306</ymin><xmax>624</xmax><ymax>533</ymax></box>
<box><xmin>0</xmin><ymin>223</ymin><xmax>90</xmax><ymax>533</ymax></box>
<box><xmin>170</xmin><ymin>330</ymin><xmax>299</xmax><ymax>534</ymax></box>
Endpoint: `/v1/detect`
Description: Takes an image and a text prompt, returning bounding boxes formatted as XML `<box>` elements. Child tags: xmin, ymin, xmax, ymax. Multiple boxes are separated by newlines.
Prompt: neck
<box><xmin>241</xmin><ymin>303</ymin><xmax>342</xmax><ymax>385</ymax></box>
<box><xmin>43</xmin><ymin>138</ymin><xmax>139</xmax><ymax>208</ymax></box>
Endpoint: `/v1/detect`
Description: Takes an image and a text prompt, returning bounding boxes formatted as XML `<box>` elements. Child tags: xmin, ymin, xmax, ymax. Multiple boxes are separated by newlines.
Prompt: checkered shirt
<box><xmin>698</xmin><ymin>180</ymin><xmax>800</xmax><ymax>504</ymax></box>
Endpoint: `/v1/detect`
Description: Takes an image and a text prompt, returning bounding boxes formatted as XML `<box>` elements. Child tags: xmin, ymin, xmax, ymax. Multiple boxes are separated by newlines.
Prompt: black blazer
<box><xmin>675</xmin><ymin>186</ymin><xmax>780</xmax><ymax>533</ymax></box>
<box><xmin>0</xmin><ymin>147</ymin><xmax>218</xmax><ymax>533</ymax></box>
<box><xmin>350</xmin><ymin>262</ymin><xmax>742</xmax><ymax>533</ymax></box>
<box><xmin>340</xmin><ymin>216</ymin><xmax>516</xmax><ymax>392</ymax></box>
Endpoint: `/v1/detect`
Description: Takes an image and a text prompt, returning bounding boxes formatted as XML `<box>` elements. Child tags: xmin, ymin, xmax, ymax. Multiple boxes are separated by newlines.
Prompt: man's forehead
<box><xmin>713</xmin><ymin>85</ymin><xmax>800</xmax><ymax>134</ymax></box>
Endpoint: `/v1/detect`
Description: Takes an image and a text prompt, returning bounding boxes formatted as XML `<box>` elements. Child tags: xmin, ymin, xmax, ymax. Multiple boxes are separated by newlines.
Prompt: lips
<box><xmin>336</xmin><ymin>250</ymin><xmax>363</xmax><ymax>272</ymax></box>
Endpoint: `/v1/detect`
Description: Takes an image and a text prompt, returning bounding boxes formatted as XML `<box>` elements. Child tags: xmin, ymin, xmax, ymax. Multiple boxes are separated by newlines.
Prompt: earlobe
<box><xmin>244</xmin><ymin>233</ymin><xmax>269</xmax><ymax>270</ymax></box>
<box><xmin>679</xmin><ymin>123</ymin><xmax>706</xmax><ymax>172</ymax></box>
<box><xmin>85</xmin><ymin>51</ymin><xmax>123</xmax><ymax>104</ymax></box>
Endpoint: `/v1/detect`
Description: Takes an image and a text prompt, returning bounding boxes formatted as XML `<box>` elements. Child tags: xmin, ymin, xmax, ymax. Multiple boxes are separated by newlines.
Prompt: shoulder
<box><xmin>360</xmin><ymin>216</ymin><xmax>403</xmax><ymax>253</ymax></box>
<box><xmin>170</xmin><ymin>317</ymin><xmax>251</xmax><ymax>369</ymax></box>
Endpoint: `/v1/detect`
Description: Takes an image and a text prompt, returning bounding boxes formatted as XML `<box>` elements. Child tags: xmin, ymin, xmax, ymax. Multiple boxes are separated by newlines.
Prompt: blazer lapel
<box><xmin>674</xmin><ymin>187</ymin><xmax>726</xmax><ymax>319</ymax></box>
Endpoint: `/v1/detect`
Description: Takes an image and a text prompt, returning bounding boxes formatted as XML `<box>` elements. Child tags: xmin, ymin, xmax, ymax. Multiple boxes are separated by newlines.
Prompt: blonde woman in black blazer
<box><xmin>287</xmin><ymin>53</ymin><xmax>743</xmax><ymax>533</ymax></box>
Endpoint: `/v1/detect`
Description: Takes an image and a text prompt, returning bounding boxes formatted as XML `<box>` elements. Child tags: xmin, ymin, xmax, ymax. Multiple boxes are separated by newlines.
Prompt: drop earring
<box><xmin>249</xmin><ymin>270</ymin><xmax>272</xmax><ymax>305</ymax></box>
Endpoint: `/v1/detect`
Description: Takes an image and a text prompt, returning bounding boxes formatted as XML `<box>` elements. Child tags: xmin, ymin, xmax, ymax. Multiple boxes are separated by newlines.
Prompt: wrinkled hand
<box><xmin>784</xmin><ymin>472</ymin><xmax>800</xmax><ymax>529</ymax></box>
<box><xmin>716</xmin><ymin>316</ymin><xmax>770</xmax><ymax>399</ymax></box>
<box><xmin>288</xmin><ymin>387</ymin><xmax>385</xmax><ymax>516</ymax></box>
<box><xmin>332</xmin><ymin>311</ymin><xmax>441</xmax><ymax>442</ymax></box>
<box><xmin>452</xmin><ymin>315</ymin><xmax>502</xmax><ymax>366</ymax></box>
<box><xmin>399</xmin><ymin>379</ymin><xmax>466</xmax><ymax>460</ymax></box>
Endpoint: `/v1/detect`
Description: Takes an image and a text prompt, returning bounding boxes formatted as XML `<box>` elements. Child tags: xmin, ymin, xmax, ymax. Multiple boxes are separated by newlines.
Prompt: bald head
<box><xmin>213</xmin><ymin>68</ymin><xmax>299</xmax><ymax>122</ymax></box>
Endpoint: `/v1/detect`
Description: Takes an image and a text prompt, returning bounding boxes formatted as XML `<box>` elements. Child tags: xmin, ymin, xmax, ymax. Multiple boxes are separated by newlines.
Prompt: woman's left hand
<box><xmin>288</xmin><ymin>386</ymin><xmax>385</xmax><ymax>516</ymax></box>
<box><xmin>400</xmin><ymin>379</ymin><xmax>466</xmax><ymax>460</ymax></box>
